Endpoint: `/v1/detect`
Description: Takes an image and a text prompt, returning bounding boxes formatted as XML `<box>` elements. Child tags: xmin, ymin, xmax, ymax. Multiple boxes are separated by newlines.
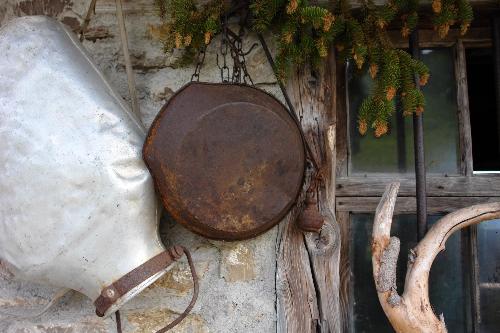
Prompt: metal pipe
<box><xmin>409</xmin><ymin>29</ymin><xmax>428</xmax><ymax>241</ymax></box>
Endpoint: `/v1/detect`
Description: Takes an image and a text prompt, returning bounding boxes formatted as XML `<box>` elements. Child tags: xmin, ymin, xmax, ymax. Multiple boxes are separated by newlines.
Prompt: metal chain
<box><xmin>216</xmin><ymin>30</ymin><xmax>230</xmax><ymax>83</ymax></box>
<box><xmin>191</xmin><ymin>44</ymin><xmax>207</xmax><ymax>82</ymax></box>
<box><xmin>214</xmin><ymin>15</ymin><xmax>255</xmax><ymax>85</ymax></box>
<box><xmin>236</xmin><ymin>26</ymin><xmax>257</xmax><ymax>85</ymax></box>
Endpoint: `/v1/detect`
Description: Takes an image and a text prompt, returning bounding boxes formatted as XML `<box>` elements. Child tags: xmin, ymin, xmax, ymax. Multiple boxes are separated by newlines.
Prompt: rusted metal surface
<box><xmin>296</xmin><ymin>192</ymin><xmax>325</xmax><ymax>232</ymax></box>
<box><xmin>144</xmin><ymin>82</ymin><xmax>305</xmax><ymax>240</ymax></box>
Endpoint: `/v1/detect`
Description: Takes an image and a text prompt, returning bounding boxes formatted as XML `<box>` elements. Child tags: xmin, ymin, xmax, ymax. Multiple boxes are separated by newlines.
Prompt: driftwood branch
<box><xmin>372</xmin><ymin>182</ymin><xmax>500</xmax><ymax>333</ymax></box>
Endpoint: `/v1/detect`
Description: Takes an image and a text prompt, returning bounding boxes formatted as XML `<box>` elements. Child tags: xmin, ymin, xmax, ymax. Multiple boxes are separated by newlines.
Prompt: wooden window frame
<box><xmin>335</xmin><ymin>28</ymin><xmax>497</xmax><ymax>333</ymax></box>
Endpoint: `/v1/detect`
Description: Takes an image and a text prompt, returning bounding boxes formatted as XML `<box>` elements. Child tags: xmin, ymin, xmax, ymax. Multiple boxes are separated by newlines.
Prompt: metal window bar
<box><xmin>409</xmin><ymin>29</ymin><xmax>428</xmax><ymax>242</ymax></box>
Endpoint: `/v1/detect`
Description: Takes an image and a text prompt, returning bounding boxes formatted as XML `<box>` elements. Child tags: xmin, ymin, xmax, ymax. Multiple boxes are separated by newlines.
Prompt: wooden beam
<box><xmin>389</xmin><ymin>27</ymin><xmax>492</xmax><ymax>48</ymax></box>
<box><xmin>455</xmin><ymin>40</ymin><xmax>475</xmax><ymax>176</ymax></box>
<box><xmin>336</xmin><ymin>62</ymin><xmax>348</xmax><ymax>178</ymax></box>
<box><xmin>336</xmin><ymin>211</ymin><xmax>352</xmax><ymax>332</ymax></box>
<box><xmin>336</xmin><ymin>176</ymin><xmax>500</xmax><ymax>197</ymax></box>
<box><xmin>277</xmin><ymin>49</ymin><xmax>340</xmax><ymax>333</ymax></box>
<box><xmin>336</xmin><ymin>196</ymin><xmax>500</xmax><ymax>213</ymax></box>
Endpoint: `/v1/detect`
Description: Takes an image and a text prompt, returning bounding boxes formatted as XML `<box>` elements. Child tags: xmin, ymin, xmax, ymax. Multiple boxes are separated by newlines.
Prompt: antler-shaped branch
<box><xmin>372</xmin><ymin>182</ymin><xmax>500</xmax><ymax>333</ymax></box>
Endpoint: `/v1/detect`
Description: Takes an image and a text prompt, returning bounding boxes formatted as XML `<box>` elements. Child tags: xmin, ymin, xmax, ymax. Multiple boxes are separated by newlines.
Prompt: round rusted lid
<box><xmin>143</xmin><ymin>82</ymin><xmax>305</xmax><ymax>240</ymax></box>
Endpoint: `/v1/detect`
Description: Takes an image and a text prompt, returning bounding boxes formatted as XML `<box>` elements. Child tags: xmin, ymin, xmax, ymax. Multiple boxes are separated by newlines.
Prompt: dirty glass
<box><xmin>351</xmin><ymin>214</ymin><xmax>468</xmax><ymax>332</ymax></box>
<box><xmin>477</xmin><ymin>219</ymin><xmax>500</xmax><ymax>333</ymax></box>
<box><xmin>348</xmin><ymin>48</ymin><xmax>460</xmax><ymax>174</ymax></box>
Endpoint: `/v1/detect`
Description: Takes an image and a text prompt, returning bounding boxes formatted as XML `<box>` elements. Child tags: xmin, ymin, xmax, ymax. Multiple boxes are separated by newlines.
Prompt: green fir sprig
<box><xmin>154</xmin><ymin>0</ymin><xmax>472</xmax><ymax>137</ymax></box>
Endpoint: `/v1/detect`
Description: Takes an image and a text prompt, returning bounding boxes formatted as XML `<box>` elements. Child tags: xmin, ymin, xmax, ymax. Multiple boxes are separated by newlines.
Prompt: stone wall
<box><xmin>0</xmin><ymin>1</ymin><xmax>283</xmax><ymax>332</ymax></box>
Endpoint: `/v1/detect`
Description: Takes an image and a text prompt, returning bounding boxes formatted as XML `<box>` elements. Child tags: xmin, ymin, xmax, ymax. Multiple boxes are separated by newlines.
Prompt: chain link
<box><xmin>217</xmin><ymin>30</ymin><xmax>230</xmax><ymax>83</ymax></box>
<box><xmin>191</xmin><ymin>45</ymin><xmax>207</xmax><ymax>82</ymax></box>
<box><xmin>192</xmin><ymin>12</ymin><xmax>256</xmax><ymax>85</ymax></box>
<box><xmin>219</xmin><ymin>14</ymin><xmax>255</xmax><ymax>85</ymax></box>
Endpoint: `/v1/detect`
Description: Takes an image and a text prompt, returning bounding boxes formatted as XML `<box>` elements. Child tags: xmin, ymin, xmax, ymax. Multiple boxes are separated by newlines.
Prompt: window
<box><xmin>348</xmin><ymin>48</ymin><xmax>460</xmax><ymax>174</ymax></box>
<box><xmin>336</xmin><ymin>26</ymin><xmax>500</xmax><ymax>332</ymax></box>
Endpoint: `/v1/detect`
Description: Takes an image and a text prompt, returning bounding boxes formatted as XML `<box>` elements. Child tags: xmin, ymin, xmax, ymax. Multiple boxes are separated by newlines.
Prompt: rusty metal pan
<box><xmin>143</xmin><ymin>82</ymin><xmax>305</xmax><ymax>240</ymax></box>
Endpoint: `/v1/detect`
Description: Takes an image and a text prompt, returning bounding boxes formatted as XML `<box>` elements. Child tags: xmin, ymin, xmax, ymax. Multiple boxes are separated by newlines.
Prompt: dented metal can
<box><xmin>0</xmin><ymin>16</ymin><xmax>173</xmax><ymax>317</ymax></box>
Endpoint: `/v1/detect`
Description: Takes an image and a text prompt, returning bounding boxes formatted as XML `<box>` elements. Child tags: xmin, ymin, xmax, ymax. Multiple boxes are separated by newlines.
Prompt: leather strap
<box><xmin>94</xmin><ymin>246</ymin><xmax>183</xmax><ymax>317</ymax></box>
<box><xmin>110</xmin><ymin>246</ymin><xmax>199</xmax><ymax>333</ymax></box>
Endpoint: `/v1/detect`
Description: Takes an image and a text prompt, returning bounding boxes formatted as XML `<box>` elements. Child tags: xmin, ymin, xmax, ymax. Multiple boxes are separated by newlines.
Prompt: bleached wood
<box><xmin>372</xmin><ymin>183</ymin><xmax>500</xmax><ymax>333</ymax></box>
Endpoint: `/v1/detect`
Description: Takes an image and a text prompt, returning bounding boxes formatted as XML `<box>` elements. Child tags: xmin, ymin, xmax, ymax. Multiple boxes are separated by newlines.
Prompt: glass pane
<box><xmin>348</xmin><ymin>48</ymin><xmax>460</xmax><ymax>174</ymax></box>
<box><xmin>477</xmin><ymin>219</ymin><xmax>500</xmax><ymax>332</ymax></box>
<box><xmin>351</xmin><ymin>214</ymin><xmax>468</xmax><ymax>332</ymax></box>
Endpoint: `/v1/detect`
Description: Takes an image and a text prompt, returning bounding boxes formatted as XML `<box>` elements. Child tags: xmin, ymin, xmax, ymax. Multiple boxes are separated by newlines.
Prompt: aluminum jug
<box><xmin>0</xmin><ymin>16</ymin><xmax>190</xmax><ymax>318</ymax></box>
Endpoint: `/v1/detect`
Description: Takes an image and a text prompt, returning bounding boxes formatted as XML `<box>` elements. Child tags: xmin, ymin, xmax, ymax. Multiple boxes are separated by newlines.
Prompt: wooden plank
<box><xmin>276</xmin><ymin>211</ymin><xmax>319</xmax><ymax>333</ymax></box>
<box><xmin>336</xmin><ymin>211</ymin><xmax>352</xmax><ymax>333</ymax></box>
<box><xmin>336</xmin><ymin>176</ymin><xmax>500</xmax><ymax>197</ymax></box>
<box><xmin>336</xmin><ymin>196</ymin><xmax>500</xmax><ymax>213</ymax></box>
<box><xmin>470</xmin><ymin>225</ymin><xmax>481</xmax><ymax>332</ymax></box>
<box><xmin>455</xmin><ymin>40</ymin><xmax>474</xmax><ymax>176</ymax></box>
<box><xmin>277</xmin><ymin>49</ymin><xmax>341</xmax><ymax>332</ymax></box>
<box><xmin>389</xmin><ymin>27</ymin><xmax>492</xmax><ymax>48</ymax></box>
<box><xmin>336</xmin><ymin>62</ymin><xmax>348</xmax><ymax>178</ymax></box>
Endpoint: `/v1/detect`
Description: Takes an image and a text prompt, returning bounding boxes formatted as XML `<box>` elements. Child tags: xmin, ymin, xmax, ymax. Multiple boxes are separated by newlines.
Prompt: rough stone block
<box><xmin>220</xmin><ymin>243</ymin><xmax>256</xmax><ymax>282</ymax></box>
<box><xmin>127</xmin><ymin>308</ymin><xmax>208</xmax><ymax>333</ymax></box>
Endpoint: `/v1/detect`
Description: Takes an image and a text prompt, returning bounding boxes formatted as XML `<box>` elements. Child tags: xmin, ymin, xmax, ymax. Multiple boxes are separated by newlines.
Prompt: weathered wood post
<box><xmin>276</xmin><ymin>49</ymin><xmax>342</xmax><ymax>332</ymax></box>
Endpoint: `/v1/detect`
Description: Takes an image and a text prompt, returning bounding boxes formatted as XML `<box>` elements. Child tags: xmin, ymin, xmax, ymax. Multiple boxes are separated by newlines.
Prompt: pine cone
<box><xmin>282</xmin><ymin>32</ymin><xmax>293</xmax><ymax>44</ymax></box>
<box><xmin>437</xmin><ymin>24</ymin><xmax>450</xmax><ymax>38</ymax></box>
<box><xmin>386</xmin><ymin>87</ymin><xmax>397</xmax><ymax>101</ymax></box>
<box><xmin>204</xmin><ymin>31</ymin><xmax>212</xmax><ymax>45</ymax></box>
<box><xmin>175</xmin><ymin>32</ymin><xmax>182</xmax><ymax>49</ymax></box>
<box><xmin>401</xmin><ymin>25</ymin><xmax>410</xmax><ymax>38</ymax></box>
<box><xmin>376</xmin><ymin>19</ymin><xmax>387</xmax><ymax>29</ymax></box>
<box><xmin>369</xmin><ymin>63</ymin><xmax>378</xmax><ymax>78</ymax></box>
<box><xmin>432</xmin><ymin>0</ymin><xmax>442</xmax><ymax>13</ymax></box>
<box><xmin>358</xmin><ymin>119</ymin><xmax>368</xmax><ymax>135</ymax></box>
<box><xmin>460</xmin><ymin>22</ymin><xmax>471</xmax><ymax>35</ymax></box>
<box><xmin>323</xmin><ymin>13</ymin><xmax>335</xmax><ymax>32</ymax></box>
<box><xmin>287</xmin><ymin>0</ymin><xmax>298</xmax><ymax>14</ymax></box>
<box><xmin>419</xmin><ymin>73</ymin><xmax>430</xmax><ymax>86</ymax></box>
<box><xmin>374</xmin><ymin>121</ymin><xmax>389</xmax><ymax>137</ymax></box>
<box><xmin>353</xmin><ymin>53</ymin><xmax>364</xmax><ymax>69</ymax></box>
